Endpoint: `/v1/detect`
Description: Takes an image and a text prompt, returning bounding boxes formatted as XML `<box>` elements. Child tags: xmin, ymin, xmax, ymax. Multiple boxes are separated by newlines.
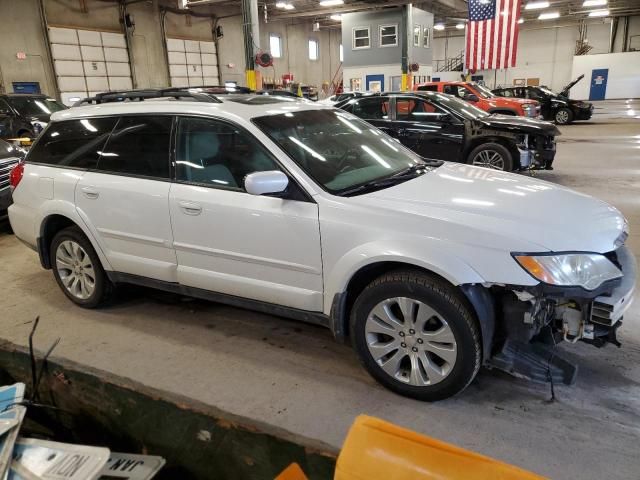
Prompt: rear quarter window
<box><xmin>27</xmin><ymin>118</ymin><xmax>118</xmax><ymax>169</ymax></box>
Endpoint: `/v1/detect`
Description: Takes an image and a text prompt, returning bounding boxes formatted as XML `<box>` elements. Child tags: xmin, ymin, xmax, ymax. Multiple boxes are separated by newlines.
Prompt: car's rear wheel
<box><xmin>51</xmin><ymin>226</ymin><xmax>113</xmax><ymax>308</ymax></box>
<box><xmin>467</xmin><ymin>142</ymin><xmax>513</xmax><ymax>171</ymax></box>
<box><xmin>554</xmin><ymin>107</ymin><xmax>573</xmax><ymax>125</ymax></box>
<box><xmin>351</xmin><ymin>270</ymin><xmax>481</xmax><ymax>401</ymax></box>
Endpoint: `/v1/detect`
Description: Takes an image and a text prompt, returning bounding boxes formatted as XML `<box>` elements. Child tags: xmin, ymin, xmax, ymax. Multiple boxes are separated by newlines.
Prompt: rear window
<box><xmin>27</xmin><ymin>118</ymin><xmax>118</xmax><ymax>168</ymax></box>
<box><xmin>96</xmin><ymin>116</ymin><xmax>172</xmax><ymax>179</ymax></box>
<box><xmin>416</xmin><ymin>85</ymin><xmax>438</xmax><ymax>92</ymax></box>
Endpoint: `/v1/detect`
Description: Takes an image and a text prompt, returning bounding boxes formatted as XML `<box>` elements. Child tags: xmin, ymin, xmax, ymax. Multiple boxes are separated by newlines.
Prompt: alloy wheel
<box><xmin>365</xmin><ymin>297</ymin><xmax>457</xmax><ymax>386</ymax></box>
<box><xmin>471</xmin><ymin>149</ymin><xmax>505</xmax><ymax>170</ymax></box>
<box><xmin>556</xmin><ymin>110</ymin><xmax>570</xmax><ymax>124</ymax></box>
<box><xmin>55</xmin><ymin>240</ymin><xmax>96</xmax><ymax>300</ymax></box>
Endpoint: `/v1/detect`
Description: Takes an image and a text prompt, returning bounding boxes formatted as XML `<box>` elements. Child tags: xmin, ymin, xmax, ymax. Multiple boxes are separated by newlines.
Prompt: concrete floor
<box><xmin>1</xmin><ymin>100</ymin><xmax>640</xmax><ymax>479</ymax></box>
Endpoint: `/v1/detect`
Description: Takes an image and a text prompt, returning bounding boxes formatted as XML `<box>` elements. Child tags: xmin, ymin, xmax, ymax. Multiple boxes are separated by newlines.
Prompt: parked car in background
<box><xmin>337</xmin><ymin>91</ymin><xmax>558</xmax><ymax>171</ymax></box>
<box><xmin>0</xmin><ymin>94</ymin><xmax>67</xmax><ymax>139</ymax></box>
<box><xmin>318</xmin><ymin>92</ymin><xmax>366</xmax><ymax>105</ymax></box>
<box><xmin>415</xmin><ymin>81</ymin><xmax>540</xmax><ymax>118</ymax></box>
<box><xmin>8</xmin><ymin>89</ymin><xmax>635</xmax><ymax>401</ymax></box>
<box><xmin>493</xmin><ymin>80</ymin><xmax>593</xmax><ymax>125</ymax></box>
<box><xmin>0</xmin><ymin>139</ymin><xmax>25</xmax><ymax>221</ymax></box>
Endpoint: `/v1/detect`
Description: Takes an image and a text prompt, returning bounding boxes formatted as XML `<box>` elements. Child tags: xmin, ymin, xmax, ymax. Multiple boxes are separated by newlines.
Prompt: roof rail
<box><xmin>175</xmin><ymin>85</ymin><xmax>255</xmax><ymax>94</ymax></box>
<box><xmin>74</xmin><ymin>87</ymin><xmax>222</xmax><ymax>106</ymax></box>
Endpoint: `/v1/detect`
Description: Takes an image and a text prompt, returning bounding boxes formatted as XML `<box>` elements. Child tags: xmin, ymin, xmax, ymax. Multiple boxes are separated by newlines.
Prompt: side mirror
<box><xmin>464</xmin><ymin>94</ymin><xmax>479</xmax><ymax>102</ymax></box>
<box><xmin>245</xmin><ymin>170</ymin><xmax>289</xmax><ymax>196</ymax></box>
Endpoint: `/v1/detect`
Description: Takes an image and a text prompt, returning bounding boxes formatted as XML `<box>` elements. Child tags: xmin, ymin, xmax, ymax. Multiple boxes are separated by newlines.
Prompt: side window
<box><xmin>0</xmin><ymin>99</ymin><xmax>12</xmax><ymax>115</ymax></box>
<box><xmin>443</xmin><ymin>85</ymin><xmax>459</xmax><ymax>97</ymax></box>
<box><xmin>351</xmin><ymin>97</ymin><xmax>390</xmax><ymax>120</ymax></box>
<box><xmin>27</xmin><ymin>118</ymin><xmax>117</xmax><ymax>168</ymax></box>
<box><xmin>97</xmin><ymin>116</ymin><xmax>172</xmax><ymax>178</ymax></box>
<box><xmin>416</xmin><ymin>84</ymin><xmax>438</xmax><ymax>92</ymax></box>
<box><xmin>501</xmin><ymin>89</ymin><xmax>512</xmax><ymax>97</ymax></box>
<box><xmin>396</xmin><ymin>98</ymin><xmax>445</xmax><ymax>121</ymax></box>
<box><xmin>175</xmin><ymin>117</ymin><xmax>279</xmax><ymax>190</ymax></box>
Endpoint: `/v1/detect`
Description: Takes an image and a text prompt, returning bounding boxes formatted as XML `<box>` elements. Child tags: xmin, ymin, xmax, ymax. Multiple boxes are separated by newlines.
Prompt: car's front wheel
<box><xmin>51</xmin><ymin>226</ymin><xmax>113</xmax><ymax>308</ymax></box>
<box><xmin>351</xmin><ymin>270</ymin><xmax>481</xmax><ymax>401</ymax></box>
<box><xmin>467</xmin><ymin>142</ymin><xmax>514</xmax><ymax>171</ymax></box>
<box><xmin>554</xmin><ymin>107</ymin><xmax>573</xmax><ymax>125</ymax></box>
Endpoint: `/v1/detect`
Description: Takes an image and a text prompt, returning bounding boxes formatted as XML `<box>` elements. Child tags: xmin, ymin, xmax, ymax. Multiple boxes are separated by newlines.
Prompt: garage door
<box><xmin>48</xmin><ymin>27</ymin><xmax>133</xmax><ymax>105</ymax></box>
<box><xmin>166</xmin><ymin>38</ymin><xmax>219</xmax><ymax>88</ymax></box>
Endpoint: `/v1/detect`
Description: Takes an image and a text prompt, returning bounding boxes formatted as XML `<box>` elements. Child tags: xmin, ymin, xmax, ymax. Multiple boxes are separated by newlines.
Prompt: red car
<box><xmin>414</xmin><ymin>81</ymin><xmax>540</xmax><ymax>118</ymax></box>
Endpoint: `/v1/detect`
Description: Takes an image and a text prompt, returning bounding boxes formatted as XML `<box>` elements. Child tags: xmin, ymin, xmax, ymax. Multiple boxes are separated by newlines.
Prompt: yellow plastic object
<box><xmin>334</xmin><ymin>415</ymin><xmax>547</xmax><ymax>480</ymax></box>
<box><xmin>275</xmin><ymin>462</ymin><xmax>308</xmax><ymax>480</ymax></box>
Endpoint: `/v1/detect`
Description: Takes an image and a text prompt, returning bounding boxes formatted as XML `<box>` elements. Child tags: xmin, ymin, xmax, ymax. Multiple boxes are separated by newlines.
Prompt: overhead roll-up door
<box><xmin>48</xmin><ymin>27</ymin><xmax>133</xmax><ymax>105</ymax></box>
<box><xmin>166</xmin><ymin>38</ymin><xmax>219</xmax><ymax>87</ymax></box>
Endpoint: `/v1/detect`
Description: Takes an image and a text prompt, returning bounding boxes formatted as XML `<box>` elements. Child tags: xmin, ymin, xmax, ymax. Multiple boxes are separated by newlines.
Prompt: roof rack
<box><xmin>74</xmin><ymin>87</ymin><xmax>222</xmax><ymax>106</ymax></box>
<box><xmin>175</xmin><ymin>85</ymin><xmax>255</xmax><ymax>94</ymax></box>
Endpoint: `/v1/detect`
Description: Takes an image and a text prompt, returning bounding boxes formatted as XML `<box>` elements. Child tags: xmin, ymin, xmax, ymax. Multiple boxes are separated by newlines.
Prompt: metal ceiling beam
<box><xmin>269</xmin><ymin>0</ymin><xmax>416</xmax><ymax>19</ymax></box>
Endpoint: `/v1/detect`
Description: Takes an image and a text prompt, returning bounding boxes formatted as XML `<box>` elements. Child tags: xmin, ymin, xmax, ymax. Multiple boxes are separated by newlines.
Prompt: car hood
<box><xmin>560</xmin><ymin>74</ymin><xmax>585</xmax><ymax>97</ymax></box>
<box><xmin>476</xmin><ymin>115</ymin><xmax>560</xmax><ymax>136</ymax></box>
<box><xmin>353</xmin><ymin>162</ymin><xmax>625</xmax><ymax>253</ymax></box>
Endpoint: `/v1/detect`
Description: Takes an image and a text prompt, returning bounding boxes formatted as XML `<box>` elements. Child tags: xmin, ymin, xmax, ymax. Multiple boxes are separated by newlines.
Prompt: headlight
<box><xmin>513</xmin><ymin>253</ymin><xmax>622</xmax><ymax>290</ymax></box>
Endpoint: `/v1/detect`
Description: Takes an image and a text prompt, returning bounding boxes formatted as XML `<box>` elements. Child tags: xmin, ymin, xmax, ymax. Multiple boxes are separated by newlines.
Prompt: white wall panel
<box><xmin>187</xmin><ymin>64</ymin><xmax>203</xmax><ymax>77</ymax></box>
<box><xmin>86</xmin><ymin>76</ymin><xmax>109</xmax><ymax>91</ymax></box>
<box><xmin>200</xmin><ymin>54</ymin><xmax>217</xmax><ymax>66</ymax></box>
<box><xmin>103</xmin><ymin>47</ymin><xmax>129</xmax><ymax>62</ymax></box>
<box><xmin>101</xmin><ymin>32</ymin><xmax>126</xmax><ymax>48</ymax></box>
<box><xmin>51</xmin><ymin>44</ymin><xmax>81</xmax><ymax>61</ymax></box>
<box><xmin>48</xmin><ymin>27</ymin><xmax>78</xmax><ymax>45</ymax></box>
<box><xmin>203</xmin><ymin>76</ymin><xmax>219</xmax><ymax>85</ymax></box>
<box><xmin>168</xmin><ymin>51</ymin><xmax>187</xmax><ymax>64</ymax></box>
<box><xmin>83</xmin><ymin>61</ymin><xmax>107</xmax><ymax>76</ymax></box>
<box><xmin>200</xmin><ymin>41</ymin><xmax>216</xmax><ymax>54</ymax></box>
<box><xmin>202</xmin><ymin>65</ymin><xmax>218</xmax><ymax>77</ymax></box>
<box><xmin>54</xmin><ymin>60</ymin><xmax>84</xmax><ymax>76</ymax></box>
<box><xmin>80</xmin><ymin>45</ymin><xmax>105</xmax><ymax>61</ymax></box>
<box><xmin>169</xmin><ymin>64</ymin><xmax>188</xmax><ymax>77</ymax></box>
<box><xmin>167</xmin><ymin>38</ymin><xmax>185</xmax><ymax>52</ymax></box>
<box><xmin>106</xmin><ymin>62</ymin><xmax>131</xmax><ymax>77</ymax></box>
<box><xmin>58</xmin><ymin>76</ymin><xmax>87</xmax><ymax>91</ymax></box>
<box><xmin>171</xmin><ymin>77</ymin><xmax>189</xmax><ymax>87</ymax></box>
<box><xmin>184</xmin><ymin>40</ymin><xmax>200</xmax><ymax>52</ymax></box>
<box><xmin>108</xmin><ymin>77</ymin><xmax>133</xmax><ymax>90</ymax></box>
<box><xmin>186</xmin><ymin>52</ymin><xmax>201</xmax><ymax>65</ymax></box>
<box><xmin>77</xmin><ymin>30</ymin><xmax>102</xmax><ymax>46</ymax></box>
<box><xmin>188</xmin><ymin>77</ymin><xmax>204</xmax><ymax>87</ymax></box>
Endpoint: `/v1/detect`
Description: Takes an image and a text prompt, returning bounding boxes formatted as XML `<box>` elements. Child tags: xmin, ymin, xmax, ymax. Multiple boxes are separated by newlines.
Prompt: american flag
<box><xmin>465</xmin><ymin>0</ymin><xmax>522</xmax><ymax>71</ymax></box>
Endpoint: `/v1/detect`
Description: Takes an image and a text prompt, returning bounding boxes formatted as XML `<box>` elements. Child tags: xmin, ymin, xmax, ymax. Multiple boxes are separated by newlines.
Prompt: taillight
<box><xmin>9</xmin><ymin>162</ymin><xmax>25</xmax><ymax>191</ymax></box>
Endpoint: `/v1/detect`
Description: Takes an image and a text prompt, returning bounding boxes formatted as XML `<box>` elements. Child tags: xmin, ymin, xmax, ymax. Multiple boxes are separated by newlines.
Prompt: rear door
<box><xmin>392</xmin><ymin>96</ymin><xmax>464</xmax><ymax>161</ymax></box>
<box><xmin>75</xmin><ymin>115</ymin><xmax>177</xmax><ymax>282</ymax></box>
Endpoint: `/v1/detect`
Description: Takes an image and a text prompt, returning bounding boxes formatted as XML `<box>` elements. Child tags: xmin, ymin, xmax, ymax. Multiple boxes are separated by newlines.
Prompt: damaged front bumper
<box><xmin>516</xmin><ymin>133</ymin><xmax>556</xmax><ymax>170</ymax></box>
<box><xmin>487</xmin><ymin>245</ymin><xmax>637</xmax><ymax>385</ymax></box>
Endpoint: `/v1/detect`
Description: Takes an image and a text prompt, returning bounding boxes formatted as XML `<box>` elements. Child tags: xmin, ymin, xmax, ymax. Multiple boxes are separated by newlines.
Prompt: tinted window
<box><xmin>97</xmin><ymin>116</ymin><xmax>172</xmax><ymax>178</ymax></box>
<box><xmin>350</xmin><ymin>97</ymin><xmax>390</xmax><ymax>120</ymax></box>
<box><xmin>0</xmin><ymin>99</ymin><xmax>13</xmax><ymax>115</ymax></box>
<box><xmin>27</xmin><ymin>118</ymin><xmax>117</xmax><ymax>168</ymax></box>
<box><xmin>175</xmin><ymin>117</ymin><xmax>279</xmax><ymax>190</ymax></box>
<box><xmin>7</xmin><ymin>97</ymin><xmax>66</xmax><ymax>117</ymax></box>
<box><xmin>416</xmin><ymin>85</ymin><xmax>438</xmax><ymax>92</ymax></box>
<box><xmin>396</xmin><ymin>98</ymin><xmax>446</xmax><ymax>121</ymax></box>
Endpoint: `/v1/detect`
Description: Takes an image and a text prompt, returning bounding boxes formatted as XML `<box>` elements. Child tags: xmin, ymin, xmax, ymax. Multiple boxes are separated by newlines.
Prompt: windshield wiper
<box><xmin>338</xmin><ymin>164</ymin><xmax>434</xmax><ymax>197</ymax></box>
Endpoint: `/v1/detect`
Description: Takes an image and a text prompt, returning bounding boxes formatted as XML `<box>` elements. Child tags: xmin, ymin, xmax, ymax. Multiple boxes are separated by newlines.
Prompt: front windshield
<box><xmin>253</xmin><ymin>109</ymin><xmax>427</xmax><ymax>194</ymax></box>
<box><xmin>470</xmin><ymin>82</ymin><xmax>496</xmax><ymax>98</ymax></box>
<box><xmin>7</xmin><ymin>97</ymin><xmax>66</xmax><ymax>117</ymax></box>
<box><xmin>430</xmin><ymin>93</ymin><xmax>489</xmax><ymax>120</ymax></box>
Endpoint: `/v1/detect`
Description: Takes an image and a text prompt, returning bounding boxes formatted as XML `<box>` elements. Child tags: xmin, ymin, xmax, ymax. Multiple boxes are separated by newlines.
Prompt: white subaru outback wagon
<box><xmin>8</xmin><ymin>89</ymin><xmax>636</xmax><ymax>401</ymax></box>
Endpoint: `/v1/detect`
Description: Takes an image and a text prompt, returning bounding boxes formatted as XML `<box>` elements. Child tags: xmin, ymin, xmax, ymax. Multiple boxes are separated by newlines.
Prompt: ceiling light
<box><xmin>455</xmin><ymin>23</ymin><xmax>465</xmax><ymax>29</ymax></box>
<box><xmin>320</xmin><ymin>0</ymin><xmax>344</xmax><ymax>5</ymax></box>
<box><xmin>538</xmin><ymin>11</ymin><xmax>560</xmax><ymax>19</ymax></box>
<box><xmin>588</xmin><ymin>9</ymin><xmax>609</xmax><ymax>16</ymax></box>
<box><xmin>330</xmin><ymin>14</ymin><xmax>342</xmax><ymax>21</ymax></box>
<box><xmin>434</xmin><ymin>23</ymin><xmax>445</xmax><ymax>31</ymax></box>
<box><xmin>275</xmin><ymin>1</ymin><xmax>286</xmax><ymax>7</ymax></box>
<box><xmin>518</xmin><ymin>18</ymin><xmax>524</xmax><ymax>23</ymax></box>
<box><xmin>284</xmin><ymin>3</ymin><xmax>294</xmax><ymax>9</ymax></box>
<box><xmin>276</xmin><ymin>2</ymin><xmax>294</xmax><ymax>9</ymax></box>
<box><xmin>583</xmin><ymin>0</ymin><xmax>607</xmax><ymax>6</ymax></box>
<box><xmin>525</xmin><ymin>1</ymin><xmax>550</xmax><ymax>9</ymax></box>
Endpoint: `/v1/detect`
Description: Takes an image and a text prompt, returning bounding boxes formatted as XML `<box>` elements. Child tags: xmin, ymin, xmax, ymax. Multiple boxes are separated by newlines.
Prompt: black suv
<box><xmin>0</xmin><ymin>94</ymin><xmax>67</xmax><ymax>139</ymax></box>
<box><xmin>337</xmin><ymin>91</ymin><xmax>559</xmax><ymax>171</ymax></box>
<box><xmin>0</xmin><ymin>139</ymin><xmax>25</xmax><ymax>221</ymax></box>
<box><xmin>493</xmin><ymin>76</ymin><xmax>593</xmax><ymax>125</ymax></box>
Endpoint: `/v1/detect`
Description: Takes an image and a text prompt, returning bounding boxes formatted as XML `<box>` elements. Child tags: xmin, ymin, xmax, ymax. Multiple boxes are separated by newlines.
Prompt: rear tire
<box><xmin>466</xmin><ymin>142</ymin><xmax>514</xmax><ymax>171</ymax></box>
<box><xmin>350</xmin><ymin>270</ymin><xmax>481</xmax><ymax>401</ymax></box>
<box><xmin>554</xmin><ymin>108</ymin><xmax>573</xmax><ymax>125</ymax></box>
<box><xmin>50</xmin><ymin>226</ymin><xmax>113</xmax><ymax>308</ymax></box>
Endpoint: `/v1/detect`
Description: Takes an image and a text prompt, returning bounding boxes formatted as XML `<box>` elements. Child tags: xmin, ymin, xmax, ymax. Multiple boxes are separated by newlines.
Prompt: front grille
<box><xmin>0</xmin><ymin>157</ymin><xmax>20</xmax><ymax>191</ymax></box>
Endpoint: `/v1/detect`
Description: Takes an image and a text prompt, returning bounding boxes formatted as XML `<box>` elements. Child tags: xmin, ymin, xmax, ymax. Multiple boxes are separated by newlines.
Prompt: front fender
<box><xmin>323</xmin><ymin>237</ymin><xmax>486</xmax><ymax>314</ymax></box>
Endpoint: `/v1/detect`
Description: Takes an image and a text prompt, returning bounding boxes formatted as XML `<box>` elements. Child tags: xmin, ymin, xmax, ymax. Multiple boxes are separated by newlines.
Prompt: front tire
<box><xmin>554</xmin><ymin>107</ymin><xmax>573</xmax><ymax>125</ymax></box>
<box><xmin>467</xmin><ymin>142</ymin><xmax>514</xmax><ymax>171</ymax></box>
<box><xmin>351</xmin><ymin>270</ymin><xmax>481</xmax><ymax>401</ymax></box>
<box><xmin>51</xmin><ymin>226</ymin><xmax>113</xmax><ymax>308</ymax></box>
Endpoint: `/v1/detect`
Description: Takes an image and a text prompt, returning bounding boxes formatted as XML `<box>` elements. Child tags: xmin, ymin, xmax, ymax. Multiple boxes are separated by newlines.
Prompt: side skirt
<box><xmin>106</xmin><ymin>272</ymin><xmax>331</xmax><ymax>329</ymax></box>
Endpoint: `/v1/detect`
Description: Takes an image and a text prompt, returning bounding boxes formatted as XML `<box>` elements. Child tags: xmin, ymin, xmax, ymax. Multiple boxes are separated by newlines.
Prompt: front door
<box><xmin>75</xmin><ymin>115</ymin><xmax>177</xmax><ymax>282</ymax></box>
<box><xmin>392</xmin><ymin>96</ymin><xmax>464</xmax><ymax>161</ymax></box>
<box><xmin>168</xmin><ymin>116</ymin><xmax>323</xmax><ymax>311</ymax></box>
<box><xmin>589</xmin><ymin>68</ymin><xmax>608</xmax><ymax>101</ymax></box>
